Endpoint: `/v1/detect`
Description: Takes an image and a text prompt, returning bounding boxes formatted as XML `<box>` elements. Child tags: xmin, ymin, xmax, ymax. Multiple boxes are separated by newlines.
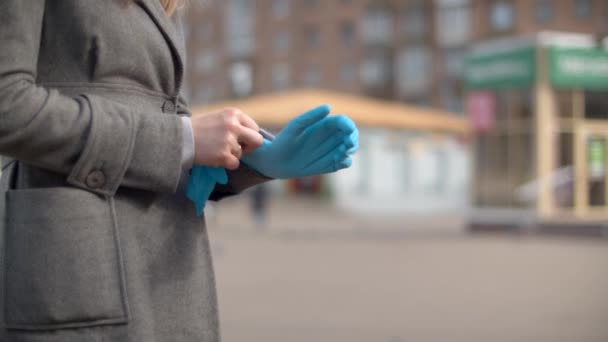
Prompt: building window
<box><xmin>229</xmin><ymin>61</ymin><xmax>253</xmax><ymax>97</ymax></box>
<box><xmin>272</xmin><ymin>0</ymin><xmax>290</xmax><ymax>19</ymax></box>
<box><xmin>435</xmin><ymin>0</ymin><xmax>471</xmax><ymax>47</ymax></box>
<box><xmin>195</xmin><ymin>52</ymin><xmax>216</xmax><ymax>74</ymax></box>
<box><xmin>340</xmin><ymin>63</ymin><xmax>357</xmax><ymax>85</ymax></box>
<box><xmin>535</xmin><ymin>0</ymin><xmax>553</xmax><ymax>22</ymax></box>
<box><xmin>574</xmin><ymin>0</ymin><xmax>593</xmax><ymax>18</ymax></box>
<box><xmin>340</xmin><ymin>22</ymin><xmax>356</xmax><ymax>48</ymax></box>
<box><xmin>225</xmin><ymin>0</ymin><xmax>255</xmax><ymax>58</ymax></box>
<box><xmin>273</xmin><ymin>31</ymin><xmax>289</xmax><ymax>56</ymax></box>
<box><xmin>443</xmin><ymin>47</ymin><xmax>466</xmax><ymax>78</ymax></box>
<box><xmin>303</xmin><ymin>65</ymin><xmax>321</xmax><ymax>87</ymax></box>
<box><xmin>362</xmin><ymin>6</ymin><xmax>393</xmax><ymax>45</ymax></box>
<box><xmin>361</xmin><ymin>52</ymin><xmax>390</xmax><ymax>88</ymax></box>
<box><xmin>272</xmin><ymin>63</ymin><xmax>290</xmax><ymax>90</ymax></box>
<box><xmin>402</xmin><ymin>0</ymin><xmax>427</xmax><ymax>39</ymax></box>
<box><xmin>440</xmin><ymin>80</ymin><xmax>464</xmax><ymax>113</ymax></box>
<box><xmin>490</xmin><ymin>0</ymin><xmax>515</xmax><ymax>32</ymax></box>
<box><xmin>303</xmin><ymin>0</ymin><xmax>318</xmax><ymax>8</ymax></box>
<box><xmin>396</xmin><ymin>46</ymin><xmax>432</xmax><ymax>96</ymax></box>
<box><xmin>584</xmin><ymin>90</ymin><xmax>608</xmax><ymax>119</ymax></box>
<box><xmin>304</xmin><ymin>26</ymin><xmax>320</xmax><ymax>49</ymax></box>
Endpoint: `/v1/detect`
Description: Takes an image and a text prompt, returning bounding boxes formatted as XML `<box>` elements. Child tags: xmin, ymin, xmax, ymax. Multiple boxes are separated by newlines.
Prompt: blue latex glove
<box><xmin>241</xmin><ymin>104</ymin><xmax>358</xmax><ymax>179</ymax></box>
<box><xmin>186</xmin><ymin>166</ymin><xmax>228</xmax><ymax>216</ymax></box>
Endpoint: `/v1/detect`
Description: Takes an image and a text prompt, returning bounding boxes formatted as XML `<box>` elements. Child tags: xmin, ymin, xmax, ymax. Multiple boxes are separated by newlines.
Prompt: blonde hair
<box><xmin>159</xmin><ymin>0</ymin><xmax>182</xmax><ymax>15</ymax></box>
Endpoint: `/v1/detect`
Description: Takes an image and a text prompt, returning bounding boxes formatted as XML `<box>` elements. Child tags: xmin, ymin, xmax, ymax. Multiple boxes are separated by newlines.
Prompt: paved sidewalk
<box><xmin>210</xmin><ymin>226</ymin><xmax>608</xmax><ymax>342</ymax></box>
<box><xmin>205</xmin><ymin>195</ymin><xmax>608</xmax><ymax>342</ymax></box>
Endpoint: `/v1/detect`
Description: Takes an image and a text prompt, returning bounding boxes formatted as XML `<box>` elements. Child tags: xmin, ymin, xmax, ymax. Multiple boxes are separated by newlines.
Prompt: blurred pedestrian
<box><xmin>251</xmin><ymin>184</ymin><xmax>269</xmax><ymax>229</ymax></box>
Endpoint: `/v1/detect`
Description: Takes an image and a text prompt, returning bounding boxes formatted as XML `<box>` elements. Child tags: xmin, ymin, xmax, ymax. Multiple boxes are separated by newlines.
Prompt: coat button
<box><xmin>86</xmin><ymin>170</ymin><xmax>106</xmax><ymax>189</ymax></box>
<box><xmin>162</xmin><ymin>100</ymin><xmax>176</xmax><ymax>113</ymax></box>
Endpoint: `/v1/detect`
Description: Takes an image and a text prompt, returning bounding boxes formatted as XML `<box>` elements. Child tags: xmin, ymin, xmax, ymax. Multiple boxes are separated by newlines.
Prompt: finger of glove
<box><xmin>307</xmin><ymin>157</ymin><xmax>353</xmax><ymax>175</ymax></box>
<box><xmin>334</xmin><ymin>115</ymin><xmax>357</xmax><ymax>133</ymax></box>
<box><xmin>186</xmin><ymin>174</ymin><xmax>199</xmax><ymax>202</ymax></box>
<box><xmin>194</xmin><ymin>179</ymin><xmax>216</xmax><ymax>216</ymax></box>
<box><xmin>301</xmin><ymin>114</ymin><xmax>355</xmax><ymax>147</ymax></box>
<box><xmin>240</xmin><ymin>139</ymin><xmax>273</xmax><ymax>174</ymax></box>
<box><xmin>331</xmin><ymin>116</ymin><xmax>358</xmax><ymax>154</ymax></box>
<box><xmin>283</xmin><ymin>104</ymin><xmax>331</xmax><ymax>135</ymax></box>
<box><xmin>303</xmin><ymin>115</ymin><xmax>350</xmax><ymax>147</ymax></box>
<box><xmin>208</xmin><ymin>166</ymin><xmax>228</xmax><ymax>184</ymax></box>
<box><xmin>302</xmin><ymin>118</ymin><xmax>357</xmax><ymax>162</ymax></box>
<box><xmin>312</xmin><ymin>155</ymin><xmax>353</xmax><ymax>175</ymax></box>
<box><xmin>189</xmin><ymin>166</ymin><xmax>215</xmax><ymax>192</ymax></box>
<box><xmin>302</xmin><ymin>134</ymin><xmax>344</xmax><ymax>163</ymax></box>
<box><xmin>186</xmin><ymin>166</ymin><xmax>218</xmax><ymax>216</ymax></box>
<box><xmin>301</xmin><ymin>144</ymin><xmax>349</xmax><ymax>176</ymax></box>
<box><xmin>334</xmin><ymin>156</ymin><xmax>353</xmax><ymax>170</ymax></box>
<box><xmin>187</xmin><ymin>166</ymin><xmax>207</xmax><ymax>193</ymax></box>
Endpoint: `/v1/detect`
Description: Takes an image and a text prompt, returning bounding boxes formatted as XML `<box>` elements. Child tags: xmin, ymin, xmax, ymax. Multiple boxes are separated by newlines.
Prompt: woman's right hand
<box><xmin>190</xmin><ymin>108</ymin><xmax>264</xmax><ymax>170</ymax></box>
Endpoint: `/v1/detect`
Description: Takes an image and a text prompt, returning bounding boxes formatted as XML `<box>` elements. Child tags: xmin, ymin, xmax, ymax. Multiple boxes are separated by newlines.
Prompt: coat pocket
<box><xmin>4</xmin><ymin>187</ymin><xmax>129</xmax><ymax>330</ymax></box>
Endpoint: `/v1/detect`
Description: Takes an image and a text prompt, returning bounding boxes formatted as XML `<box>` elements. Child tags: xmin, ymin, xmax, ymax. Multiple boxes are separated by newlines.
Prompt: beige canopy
<box><xmin>191</xmin><ymin>89</ymin><xmax>470</xmax><ymax>136</ymax></box>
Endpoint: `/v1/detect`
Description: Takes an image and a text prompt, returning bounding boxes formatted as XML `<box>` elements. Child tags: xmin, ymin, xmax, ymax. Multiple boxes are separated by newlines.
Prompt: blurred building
<box><xmin>192</xmin><ymin>89</ymin><xmax>470</xmax><ymax>215</ymax></box>
<box><xmin>183</xmin><ymin>0</ymin><xmax>607</xmax><ymax>114</ymax></box>
<box><xmin>183</xmin><ymin>0</ymin><xmax>608</xmax><ymax>220</ymax></box>
<box><xmin>466</xmin><ymin>31</ymin><xmax>608</xmax><ymax>231</ymax></box>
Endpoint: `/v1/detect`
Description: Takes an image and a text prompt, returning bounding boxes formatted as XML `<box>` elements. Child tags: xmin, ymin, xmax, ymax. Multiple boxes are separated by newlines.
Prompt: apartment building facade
<box><xmin>184</xmin><ymin>0</ymin><xmax>607</xmax><ymax>114</ymax></box>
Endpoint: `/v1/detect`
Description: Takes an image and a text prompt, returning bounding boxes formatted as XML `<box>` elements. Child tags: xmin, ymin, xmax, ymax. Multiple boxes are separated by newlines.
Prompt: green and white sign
<box><xmin>588</xmin><ymin>137</ymin><xmax>605</xmax><ymax>180</ymax></box>
<box><xmin>550</xmin><ymin>47</ymin><xmax>608</xmax><ymax>90</ymax></box>
<box><xmin>465</xmin><ymin>47</ymin><xmax>536</xmax><ymax>89</ymax></box>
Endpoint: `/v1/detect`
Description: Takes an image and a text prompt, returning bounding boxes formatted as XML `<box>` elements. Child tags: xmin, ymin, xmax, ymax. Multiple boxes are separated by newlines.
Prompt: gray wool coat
<box><xmin>0</xmin><ymin>1</ymin><xmax>268</xmax><ymax>341</ymax></box>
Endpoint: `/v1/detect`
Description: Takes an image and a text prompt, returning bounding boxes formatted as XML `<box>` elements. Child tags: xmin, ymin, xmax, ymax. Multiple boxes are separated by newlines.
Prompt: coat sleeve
<box><xmin>0</xmin><ymin>0</ymin><xmax>184</xmax><ymax>196</ymax></box>
<box><xmin>208</xmin><ymin>165</ymin><xmax>273</xmax><ymax>201</ymax></box>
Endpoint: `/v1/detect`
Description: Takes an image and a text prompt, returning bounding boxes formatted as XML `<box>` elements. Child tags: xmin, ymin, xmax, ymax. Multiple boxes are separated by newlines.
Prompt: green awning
<box><xmin>550</xmin><ymin>47</ymin><xmax>608</xmax><ymax>90</ymax></box>
<box><xmin>465</xmin><ymin>47</ymin><xmax>536</xmax><ymax>90</ymax></box>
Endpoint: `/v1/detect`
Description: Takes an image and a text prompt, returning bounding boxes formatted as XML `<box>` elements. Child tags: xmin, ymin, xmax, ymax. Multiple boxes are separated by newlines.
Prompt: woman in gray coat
<box><xmin>0</xmin><ymin>0</ymin><xmax>357</xmax><ymax>341</ymax></box>
<box><xmin>0</xmin><ymin>0</ymin><xmax>274</xmax><ymax>342</ymax></box>
<box><xmin>0</xmin><ymin>0</ymin><xmax>273</xmax><ymax>341</ymax></box>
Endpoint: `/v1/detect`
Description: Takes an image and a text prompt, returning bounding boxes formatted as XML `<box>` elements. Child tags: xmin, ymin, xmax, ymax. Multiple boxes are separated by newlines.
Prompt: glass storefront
<box><xmin>472</xmin><ymin>89</ymin><xmax>535</xmax><ymax>208</ymax></box>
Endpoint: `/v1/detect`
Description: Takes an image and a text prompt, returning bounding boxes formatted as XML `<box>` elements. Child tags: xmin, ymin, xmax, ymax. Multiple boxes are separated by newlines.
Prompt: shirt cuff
<box><xmin>180</xmin><ymin>116</ymin><xmax>195</xmax><ymax>171</ymax></box>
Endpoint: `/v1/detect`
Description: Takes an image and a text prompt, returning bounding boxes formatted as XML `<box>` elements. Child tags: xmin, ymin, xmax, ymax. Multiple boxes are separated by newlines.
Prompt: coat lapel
<box><xmin>136</xmin><ymin>0</ymin><xmax>185</xmax><ymax>91</ymax></box>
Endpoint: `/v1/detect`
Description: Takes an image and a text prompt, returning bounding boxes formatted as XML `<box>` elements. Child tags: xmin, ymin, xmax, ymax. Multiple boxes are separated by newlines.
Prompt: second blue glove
<box><xmin>186</xmin><ymin>165</ymin><xmax>228</xmax><ymax>216</ymax></box>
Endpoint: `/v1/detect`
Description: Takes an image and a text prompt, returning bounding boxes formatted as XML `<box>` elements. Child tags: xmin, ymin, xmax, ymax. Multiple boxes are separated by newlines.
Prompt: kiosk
<box><xmin>466</xmin><ymin>32</ymin><xmax>608</xmax><ymax>231</ymax></box>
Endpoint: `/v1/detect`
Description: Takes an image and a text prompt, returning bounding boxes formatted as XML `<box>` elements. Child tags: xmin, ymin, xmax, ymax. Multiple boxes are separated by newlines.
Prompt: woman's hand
<box><xmin>191</xmin><ymin>108</ymin><xmax>264</xmax><ymax>170</ymax></box>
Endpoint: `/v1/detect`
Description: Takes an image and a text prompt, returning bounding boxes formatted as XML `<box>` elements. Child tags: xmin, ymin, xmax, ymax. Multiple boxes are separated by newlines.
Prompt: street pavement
<box><xmin>206</xmin><ymin>196</ymin><xmax>608</xmax><ymax>342</ymax></box>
